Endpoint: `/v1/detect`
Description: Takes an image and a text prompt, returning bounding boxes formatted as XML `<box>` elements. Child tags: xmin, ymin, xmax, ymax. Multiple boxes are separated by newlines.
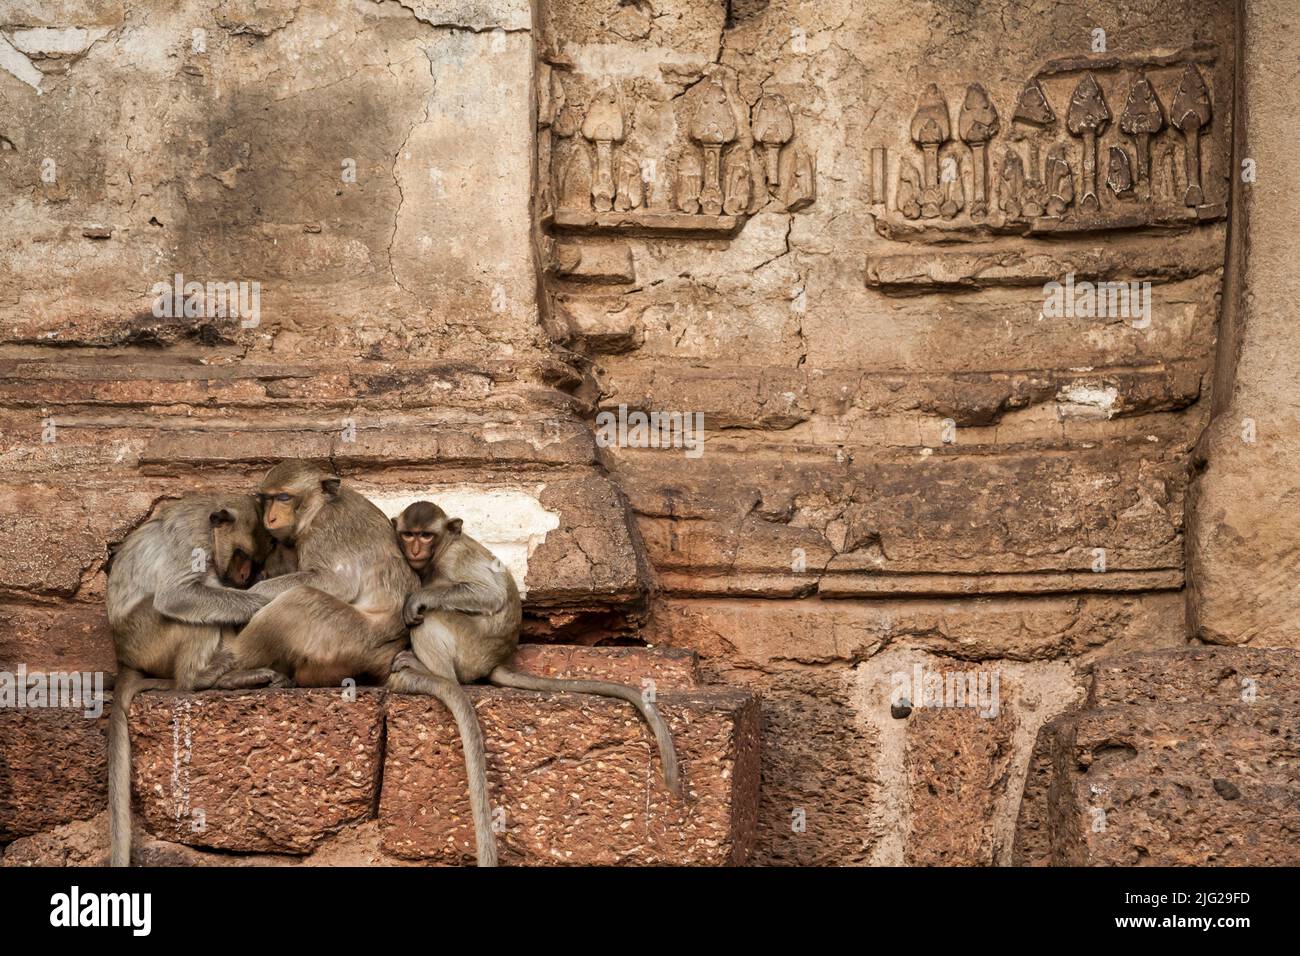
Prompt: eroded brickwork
<box><xmin>1</xmin><ymin>0</ymin><xmax>1292</xmax><ymax>866</ymax></box>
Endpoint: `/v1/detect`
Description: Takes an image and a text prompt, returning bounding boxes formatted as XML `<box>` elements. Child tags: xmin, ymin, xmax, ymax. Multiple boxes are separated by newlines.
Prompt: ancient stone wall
<box><xmin>536</xmin><ymin>0</ymin><xmax>1234</xmax><ymax>863</ymax></box>
<box><xmin>3</xmin><ymin>0</ymin><xmax>1289</xmax><ymax>867</ymax></box>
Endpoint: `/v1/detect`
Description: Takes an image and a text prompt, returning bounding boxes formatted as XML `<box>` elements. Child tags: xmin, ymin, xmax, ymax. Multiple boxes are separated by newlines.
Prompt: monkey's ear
<box><xmin>209</xmin><ymin>508</ymin><xmax>236</xmax><ymax>527</ymax></box>
<box><xmin>320</xmin><ymin>477</ymin><xmax>342</xmax><ymax>498</ymax></box>
<box><xmin>447</xmin><ymin>517</ymin><xmax>464</xmax><ymax>536</ymax></box>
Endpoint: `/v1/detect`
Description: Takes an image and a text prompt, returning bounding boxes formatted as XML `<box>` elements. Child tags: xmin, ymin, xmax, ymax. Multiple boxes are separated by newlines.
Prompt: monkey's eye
<box><xmin>419</xmin><ymin>532</ymin><xmax>435</xmax><ymax>541</ymax></box>
<box><xmin>274</xmin><ymin>493</ymin><xmax>294</xmax><ymax>503</ymax></box>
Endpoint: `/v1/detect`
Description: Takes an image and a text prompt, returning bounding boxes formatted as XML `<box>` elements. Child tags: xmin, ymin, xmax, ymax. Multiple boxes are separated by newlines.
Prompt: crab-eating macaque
<box><xmin>208</xmin><ymin>460</ymin><xmax>417</xmax><ymax>689</ymax></box>
<box><xmin>256</xmin><ymin>539</ymin><xmax>298</xmax><ymax>582</ymax></box>
<box><xmin>106</xmin><ymin>494</ymin><xmax>286</xmax><ymax>867</ymax></box>
<box><xmin>388</xmin><ymin>501</ymin><xmax>683</xmax><ymax>867</ymax></box>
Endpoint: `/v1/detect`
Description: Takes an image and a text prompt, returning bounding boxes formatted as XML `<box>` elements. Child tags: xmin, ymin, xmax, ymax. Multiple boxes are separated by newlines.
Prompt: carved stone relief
<box><xmin>545</xmin><ymin>66</ymin><xmax>816</xmax><ymax>239</ymax></box>
<box><xmin>871</xmin><ymin>48</ymin><xmax>1226</xmax><ymax>242</ymax></box>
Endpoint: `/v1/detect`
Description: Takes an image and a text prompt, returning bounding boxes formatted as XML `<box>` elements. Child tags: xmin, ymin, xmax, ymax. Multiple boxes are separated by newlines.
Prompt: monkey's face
<box><xmin>256</xmin><ymin>462</ymin><xmax>341</xmax><ymax>542</ymax></box>
<box><xmin>210</xmin><ymin>500</ymin><xmax>267</xmax><ymax>588</ymax></box>
<box><xmin>259</xmin><ymin>489</ymin><xmax>299</xmax><ymax>541</ymax></box>
<box><xmin>396</xmin><ymin>523</ymin><xmax>437</xmax><ymax>572</ymax></box>
<box><xmin>394</xmin><ymin>502</ymin><xmax>462</xmax><ymax>574</ymax></box>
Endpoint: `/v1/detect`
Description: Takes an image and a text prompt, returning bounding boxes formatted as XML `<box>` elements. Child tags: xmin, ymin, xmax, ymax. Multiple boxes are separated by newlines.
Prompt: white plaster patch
<box><xmin>0</xmin><ymin>34</ymin><xmax>43</xmax><ymax>93</ymax></box>
<box><xmin>10</xmin><ymin>26</ymin><xmax>110</xmax><ymax>55</ymax></box>
<box><xmin>1055</xmin><ymin>383</ymin><xmax>1119</xmax><ymax>420</ymax></box>
<box><xmin>366</xmin><ymin>485</ymin><xmax>560</xmax><ymax>596</ymax></box>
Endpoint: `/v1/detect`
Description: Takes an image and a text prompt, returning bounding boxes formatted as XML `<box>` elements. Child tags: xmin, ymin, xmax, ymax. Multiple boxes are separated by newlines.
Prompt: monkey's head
<box><xmin>210</xmin><ymin>496</ymin><xmax>269</xmax><ymax>588</ymax></box>
<box><xmin>393</xmin><ymin>501</ymin><xmax>463</xmax><ymax>574</ymax></box>
<box><xmin>256</xmin><ymin>460</ymin><xmax>341</xmax><ymax>543</ymax></box>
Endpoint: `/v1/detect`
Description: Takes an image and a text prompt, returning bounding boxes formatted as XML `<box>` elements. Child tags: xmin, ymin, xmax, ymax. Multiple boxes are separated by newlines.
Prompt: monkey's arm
<box><xmin>153</xmin><ymin>580</ymin><xmax>269</xmax><ymax>625</ymax></box>
<box><xmin>404</xmin><ymin>580</ymin><xmax>507</xmax><ymax>625</ymax></box>
<box><xmin>249</xmin><ymin>569</ymin><xmax>355</xmax><ymax>602</ymax></box>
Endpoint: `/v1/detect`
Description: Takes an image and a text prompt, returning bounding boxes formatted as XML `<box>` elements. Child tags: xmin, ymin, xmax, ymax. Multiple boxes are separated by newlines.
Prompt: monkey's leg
<box><xmin>211</xmin><ymin>668</ymin><xmax>293</xmax><ymax>690</ymax></box>
<box><xmin>227</xmin><ymin>588</ymin><xmax>399</xmax><ymax>687</ymax></box>
<box><xmin>489</xmin><ymin>667</ymin><xmax>682</xmax><ymax>797</ymax></box>
<box><xmin>170</xmin><ymin>626</ymin><xmax>286</xmax><ymax>691</ymax></box>
<box><xmin>388</xmin><ymin>657</ymin><xmax>499</xmax><ymax>867</ymax></box>
<box><xmin>109</xmin><ymin>667</ymin><xmax>173</xmax><ymax>867</ymax></box>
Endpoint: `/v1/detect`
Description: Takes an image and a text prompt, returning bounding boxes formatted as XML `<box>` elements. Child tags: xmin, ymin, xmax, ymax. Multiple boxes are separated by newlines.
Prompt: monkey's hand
<box><xmin>154</xmin><ymin>582</ymin><xmax>272</xmax><ymax>626</ymax></box>
<box><xmin>403</xmin><ymin>593</ymin><xmax>429</xmax><ymax>628</ymax></box>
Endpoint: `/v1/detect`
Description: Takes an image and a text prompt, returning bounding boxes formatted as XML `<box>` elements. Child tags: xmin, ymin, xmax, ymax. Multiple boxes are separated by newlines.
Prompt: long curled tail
<box><xmin>109</xmin><ymin>668</ymin><xmax>172</xmax><ymax>867</ymax></box>
<box><xmin>388</xmin><ymin>668</ymin><xmax>498</xmax><ymax>867</ymax></box>
<box><xmin>488</xmin><ymin>666</ymin><xmax>681</xmax><ymax>797</ymax></box>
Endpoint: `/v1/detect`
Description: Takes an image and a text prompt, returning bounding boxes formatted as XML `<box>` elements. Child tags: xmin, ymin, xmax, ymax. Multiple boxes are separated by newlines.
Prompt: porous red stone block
<box><xmin>0</xmin><ymin>700</ymin><xmax>109</xmax><ymax>840</ymax></box>
<box><xmin>508</xmin><ymin>644</ymin><xmax>699</xmax><ymax>688</ymax></box>
<box><xmin>380</xmin><ymin>686</ymin><xmax>760</xmax><ymax>865</ymax></box>
<box><xmin>1089</xmin><ymin>646</ymin><xmax>1300</xmax><ymax>709</ymax></box>
<box><xmin>904</xmin><ymin>702</ymin><xmax>1017</xmax><ymax>866</ymax></box>
<box><xmin>129</xmin><ymin>688</ymin><xmax>386</xmax><ymax>854</ymax></box>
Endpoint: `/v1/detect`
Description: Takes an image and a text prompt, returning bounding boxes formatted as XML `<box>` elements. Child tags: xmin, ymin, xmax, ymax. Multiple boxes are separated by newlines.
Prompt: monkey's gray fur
<box><xmin>106</xmin><ymin>493</ymin><xmax>286</xmax><ymax>867</ymax></box>
<box><xmin>389</xmin><ymin>501</ymin><xmax>682</xmax><ymax>868</ymax></box>
<box><xmin>210</xmin><ymin>460</ymin><xmax>417</xmax><ymax>688</ymax></box>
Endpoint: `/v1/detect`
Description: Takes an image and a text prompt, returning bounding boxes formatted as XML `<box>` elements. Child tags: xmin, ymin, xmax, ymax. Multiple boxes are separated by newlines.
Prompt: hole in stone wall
<box><xmin>725</xmin><ymin>1</ymin><xmax>770</xmax><ymax>29</ymax></box>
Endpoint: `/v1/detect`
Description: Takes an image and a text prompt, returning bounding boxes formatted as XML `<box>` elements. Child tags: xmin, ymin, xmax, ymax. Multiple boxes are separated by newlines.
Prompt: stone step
<box><xmin>381</xmin><ymin>686</ymin><xmax>758</xmax><ymax>865</ymax></box>
<box><xmin>1046</xmin><ymin>774</ymin><xmax>1300</xmax><ymax>866</ymax></box>
<box><xmin>0</xmin><ymin>646</ymin><xmax>737</xmax><ymax>865</ymax></box>
<box><xmin>1013</xmin><ymin>649</ymin><xmax>1300</xmax><ymax>866</ymax></box>
<box><xmin>1088</xmin><ymin>645</ymin><xmax>1300</xmax><ymax>709</ymax></box>
<box><xmin>1060</xmin><ymin>702</ymin><xmax>1299</xmax><ymax>782</ymax></box>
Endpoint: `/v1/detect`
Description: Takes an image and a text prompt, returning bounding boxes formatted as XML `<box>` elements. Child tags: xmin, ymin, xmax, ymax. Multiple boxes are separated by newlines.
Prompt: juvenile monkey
<box><xmin>106</xmin><ymin>494</ymin><xmax>285</xmax><ymax>867</ymax></box>
<box><xmin>208</xmin><ymin>460</ymin><xmax>416</xmax><ymax>688</ymax></box>
<box><xmin>389</xmin><ymin>501</ymin><xmax>682</xmax><ymax>868</ymax></box>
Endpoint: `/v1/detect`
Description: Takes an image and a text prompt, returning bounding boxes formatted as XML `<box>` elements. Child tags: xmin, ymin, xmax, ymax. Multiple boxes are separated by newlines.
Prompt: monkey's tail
<box><xmin>488</xmin><ymin>666</ymin><xmax>682</xmax><ymax>798</ymax></box>
<box><xmin>417</xmin><ymin>675</ymin><xmax>499</xmax><ymax>867</ymax></box>
<box><xmin>109</xmin><ymin>667</ymin><xmax>172</xmax><ymax>867</ymax></box>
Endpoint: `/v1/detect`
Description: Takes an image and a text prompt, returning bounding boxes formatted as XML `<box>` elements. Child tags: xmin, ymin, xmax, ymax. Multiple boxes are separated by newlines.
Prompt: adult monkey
<box><xmin>106</xmin><ymin>494</ymin><xmax>285</xmax><ymax>867</ymax></box>
<box><xmin>389</xmin><ymin>501</ymin><xmax>682</xmax><ymax>868</ymax></box>
<box><xmin>207</xmin><ymin>460</ymin><xmax>415</xmax><ymax>688</ymax></box>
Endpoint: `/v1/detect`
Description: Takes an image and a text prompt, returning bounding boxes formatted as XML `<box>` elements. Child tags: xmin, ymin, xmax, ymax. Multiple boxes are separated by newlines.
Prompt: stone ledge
<box><xmin>1014</xmin><ymin>647</ymin><xmax>1300</xmax><ymax>866</ymax></box>
<box><xmin>0</xmin><ymin>647</ymin><xmax>737</xmax><ymax>863</ymax></box>
<box><xmin>508</xmin><ymin>644</ymin><xmax>700</xmax><ymax>688</ymax></box>
<box><xmin>380</xmin><ymin>686</ymin><xmax>761</xmax><ymax>865</ymax></box>
<box><xmin>130</xmin><ymin>688</ymin><xmax>386</xmax><ymax>854</ymax></box>
<box><xmin>0</xmin><ymin>704</ymin><xmax>108</xmax><ymax>841</ymax></box>
<box><xmin>1089</xmin><ymin>645</ymin><xmax>1300</xmax><ymax>708</ymax></box>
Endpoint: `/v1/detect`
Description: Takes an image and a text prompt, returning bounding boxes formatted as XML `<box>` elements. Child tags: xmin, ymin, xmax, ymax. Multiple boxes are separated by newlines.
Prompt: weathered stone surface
<box><xmin>1089</xmin><ymin>645</ymin><xmax>1300</xmax><ymax>709</ymax></box>
<box><xmin>0</xmin><ymin>703</ymin><xmax>108</xmax><ymax>840</ymax></box>
<box><xmin>0</xmin><ymin>4</ymin><xmax>541</xmax><ymax>362</ymax></box>
<box><xmin>1185</xmin><ymin>0</ymin><xmax>1300</xmax><ymax>651</ymax></box>
<box><xmin>618</xmin><ymin>448</ymin><xmax>1188</xmax><ymax>597</ymax></box>
<box><xmin>507</xmin><ymin>644</ymin><xmax>700</xmax><ymax>688</ymax></box>
<box><xmin>904</xmin><ymin>702</ymin><xmax>1016</xmax><ymax>866</ymax></box>
<box><xmin>865</xmin><ymin>233</ymin><xmax>1224</xmax><ymax>293</ymax></box>
<box><xmin>743</xmin><ymin>669</ymin><xmax>881</xmax><ymax>865</ymax></box>
<box><xmin>1</xmin><ymin>813</ymin><xmax>411</xmax><ymax>868</ymax></box>
<box><xmin>550</xmin><ymin>241</ymin><xmax>636</xmax><ymax>284</ymax></box>
<box><xmin>129</xmin><ymin>689</ymin><xmax>386</xmax><ymax>854</ymax></box>
<box><xmin>1015</xmin><ymin>647</ymin><xmax>1300</xmax><ymax>866</ymax></box>
<box><xmin>380</xmin><ymin>686</ymin><xmax>760</xmax><ymax>865</ymax></box>
<box><xmin>0</xmin><ymin>603</ymin><xmax>113</xmax><ymax>673</ymax></box>
<box><xmin>1043</xmin><ymin>702</ymin><xmax>1300</xmax><ymax>866</ymax></box>
<box><xmin>0</xmin><ymin>0</ymin><xmax>1273</xmax><ymax>870</ymax></box>
<box><xmin>643</xmin><ymin>594</ymin><xmax>1185</xmax><ymax>666</ymax></box>
<box><xmin>1052</xmin><ymin>773</ymin><xmax>1300</xmax><ymax>866</ymax></box>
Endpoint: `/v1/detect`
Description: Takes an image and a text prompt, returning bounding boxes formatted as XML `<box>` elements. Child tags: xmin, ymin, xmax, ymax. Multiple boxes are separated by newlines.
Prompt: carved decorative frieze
<box><xmin>873</xmin><ymin>47</ymin><xmax>1227</xmax><ymax>242</ymax></box>
<box><xmin>547</xmin><ymin>68</ymin><xmax>816</xmax><ymax>239</ymax></box>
